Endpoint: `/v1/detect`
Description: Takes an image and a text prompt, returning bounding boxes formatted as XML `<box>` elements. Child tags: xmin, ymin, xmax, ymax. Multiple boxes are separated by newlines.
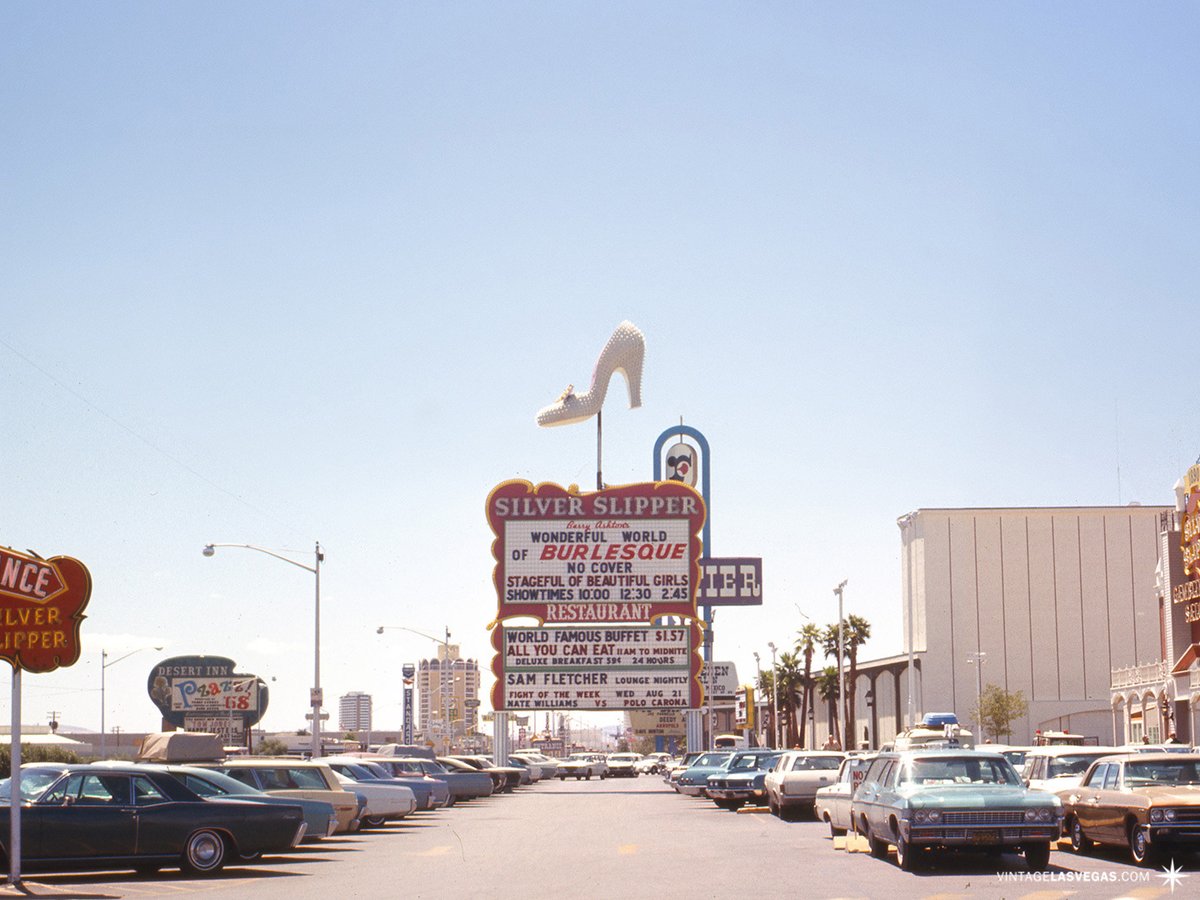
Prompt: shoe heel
<box><xmin>620</xmin><ymin>351</ymin><xmax>643</xmax><ymax>409</ymax></box>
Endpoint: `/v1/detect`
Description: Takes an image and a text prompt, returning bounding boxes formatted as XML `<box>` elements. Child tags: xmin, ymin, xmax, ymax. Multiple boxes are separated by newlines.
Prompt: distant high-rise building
<box><xmin>417</xmin><ymin>645</ymin><xmax>479</xmax><ymax>749</ymax></box>
<box><xmin>339</xmin><ymin>691</ymin><xmax>373</xmax><ymax>735</ymax></box>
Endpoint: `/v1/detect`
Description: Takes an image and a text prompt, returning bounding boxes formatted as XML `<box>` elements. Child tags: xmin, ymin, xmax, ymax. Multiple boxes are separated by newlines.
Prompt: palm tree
<box><xmin>775</xmin><ymin>650</ymin><xmax>805</xmax><ymax>747</ymax></box>
<box><xmin>823</xmin><ymin>615</ymin><xmax>872</xmax><ymax>749</ymax></box>
<box><xmin>756</xmin><ymin>668</ymin><xmax>777</xmax><ymax>746</ymax></box>
<box><xmin>815</xmin><ymin>665</ymin><xmax>841</xmax><ymax>746</ymax></box>
<box><xmin>795</xmin><ymin>623</ymin><xmax>822</xmax><ymax>748</ymax></box>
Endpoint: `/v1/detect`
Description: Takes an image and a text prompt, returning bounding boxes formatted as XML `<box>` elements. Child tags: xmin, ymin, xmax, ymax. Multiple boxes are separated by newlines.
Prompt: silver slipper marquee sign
<box><xmin>0</xmin><ymin>546</ymin><xmax>91</xmax><ymax>672</ymax></box>
<box><xmin>487</xmin><ymin>480</ymin><xmax>706</xmax><ymax>624</ymax></box>
<box><xmin>491</xmin><ymin>622</ymin><xmax>703</xmax><ymax>711</ymax></box>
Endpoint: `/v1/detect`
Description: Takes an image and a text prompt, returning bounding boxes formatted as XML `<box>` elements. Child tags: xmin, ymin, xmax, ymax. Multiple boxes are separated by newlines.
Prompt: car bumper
<box><xmin>901</xmin><ymin>822</ymin><xmax>1062</xmax><ymax>847</ymax></box>
<box><xmin>1145</xmin><ymin>823</ymin><xmax>1200</xmax><ymax>845</ymax></box>
<box><xmin>678</xmin><ymin>784</ymin><xmax>707</xmax><ymax>797</ymax></box>
<box><xmin>709</xmin><ymin>788</ymin><xmax>763</xmax><ymax>801</ymax></box>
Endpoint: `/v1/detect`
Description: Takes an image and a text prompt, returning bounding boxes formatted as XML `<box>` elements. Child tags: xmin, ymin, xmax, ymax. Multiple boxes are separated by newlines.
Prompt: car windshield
<box><xmin>177</xmin><ymin>768</ymin><xmax>265</xmax><ymax>796</ymax></box>
<box><xmin>902</xmin><ymin>757</ymin><xmax>1018</xmax><ymax>786</ymax></box>
<box><xmin>1046</xmin><ymin>755</ymin><xmax>1106</xmax><ymax>778</ymax></box>
<box><xmin>1124</xmin><ymin>760</ymin><xmax>1200</xmax><ymax>786</ymax></box>
<box><xmin>793</xmin><ymin>756</ymin><xmax>841</xmax><ymax>771</ymax></box>
<box><xmin>0</xmin><ymin>769</ymin><xmax>66</xmax><ymax>801</ymax></box>
<box><xmin>692</xmin><ymin>753</ymin><xmax>730</xmax><ymax>768</ymax></box>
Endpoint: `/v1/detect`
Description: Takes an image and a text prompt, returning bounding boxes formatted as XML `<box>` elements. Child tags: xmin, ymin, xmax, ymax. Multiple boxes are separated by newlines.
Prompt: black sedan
<box><xmin>0</xmin><ymin>765</ymin><xmax>308</xmax><ymax>875</ymax></box>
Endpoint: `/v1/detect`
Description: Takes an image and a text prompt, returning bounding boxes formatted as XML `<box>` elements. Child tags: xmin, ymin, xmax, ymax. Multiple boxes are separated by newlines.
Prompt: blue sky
<box><xmin>3</xmin><ymin>3</ymin><xmax>1197</xmax><ymax>738</ymax></box>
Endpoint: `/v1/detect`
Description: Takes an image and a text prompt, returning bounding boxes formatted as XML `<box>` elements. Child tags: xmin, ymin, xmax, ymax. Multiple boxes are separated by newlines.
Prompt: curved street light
<box><xmin>377</xmin><ymin>625</ymin><xmax>452</xmax><ymax>752</ymax></box>
<box><xmin>204</xmin><ymin>541</ymin><xmax>323</xmax><ymax>757</ymax></box>
<box><xmin>100</xmin><ymin>645</ymin><xmax>162</xmax><ymax>757</ymax></box>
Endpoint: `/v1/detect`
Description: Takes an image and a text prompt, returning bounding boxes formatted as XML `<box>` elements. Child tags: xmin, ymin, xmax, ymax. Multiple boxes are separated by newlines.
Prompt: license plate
<box><xmin>969</xmin><ymin>830</ymin><xmax>1000</xmax><ymax>844</ymax></box>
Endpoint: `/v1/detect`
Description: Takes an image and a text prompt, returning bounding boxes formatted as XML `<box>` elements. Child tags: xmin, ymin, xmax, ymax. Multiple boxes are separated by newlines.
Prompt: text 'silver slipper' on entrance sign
<box><xmin>487</xmin><ymin>480</ymin><xmax>706</xmax><ymax>625</ymax></box>
<box><xmin>0</xmin><ymin>546</ymin><xmax>91</xmax><ymax>672</ymax></box>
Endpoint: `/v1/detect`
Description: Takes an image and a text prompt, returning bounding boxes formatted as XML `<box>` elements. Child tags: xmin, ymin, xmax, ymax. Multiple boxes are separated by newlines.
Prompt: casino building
<box><xmin>838</xmin><ymin>503</ymin><xmax>1170</xmax><ymax>749</ymax></box>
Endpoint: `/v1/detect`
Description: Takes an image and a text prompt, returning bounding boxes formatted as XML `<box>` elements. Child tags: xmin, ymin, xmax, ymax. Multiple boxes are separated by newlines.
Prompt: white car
<box><xmin>1022</xmin><ymin>746</ymin><xmax>1121</xmax><ymax>792</ymax></box>
<box><xmin>814</xmin><ymin>754</ymin><xmax>876</xmax><ymax>837</ymax></box>
<box><xmin>330</xmin><ymin>770</ymin><xmax>416</xmax><ymax>826</ymax></box>
<box><xmin>558</xmin><ymin>753</ymin><xmax>608</xmax><ymax>779</ymax></box>
<box><xmin>763</xmin><ymin>751</ymin><xmax>845</xmax><ymax>819</ymax></box>
<box><xmin>636</xmin><ymin>752</ymin><xmax>673</xmax><ymax>774</ymax></box>
<box><xmin>606</xmin><ymin>753</ymin><xmax>642</xmax><ymax>778</ymax></box>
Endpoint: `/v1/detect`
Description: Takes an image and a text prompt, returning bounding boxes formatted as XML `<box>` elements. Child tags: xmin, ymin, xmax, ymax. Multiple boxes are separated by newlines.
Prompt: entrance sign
<box><xmin>491</xmin><ymin>623</ymin><xmax>703</xmax><ymax>711</ymax></box>
<box><xmin>696</xmin><ymin>557</ymin><xmax>763</xmax><ymax>607</ymax></box>
<box><xmin>487</xmin><ymin>480</ymin><xmax>705</xmax><ymax>624</ymax></box>
<box><xmin>148</xmin><ymin>655</ymin><xmax>269</xmax><ymax>732</ymax></box>
<box><xmin>0</xmin><ymin>547</ymin><xmax>91</xmax><ymax>673</ymax></box>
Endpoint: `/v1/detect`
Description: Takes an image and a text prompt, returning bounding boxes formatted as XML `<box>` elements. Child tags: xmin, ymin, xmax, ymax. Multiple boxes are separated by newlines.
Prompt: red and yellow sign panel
<box><xmin>487</xmin><ymin>480</ymin><xmax>706</xmax><ymax>624</ymax></box>
<box><xmin>0</xmin><ymin>547</ymin><xmax>90</xmax><ymax>672</ymax></box>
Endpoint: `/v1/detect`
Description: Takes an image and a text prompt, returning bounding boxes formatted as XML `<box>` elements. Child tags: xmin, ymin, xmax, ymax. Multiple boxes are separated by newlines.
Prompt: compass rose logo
<box><xmin>1159</xmin><ymin>859</ymin><xmax>1189</xmax><ymax>893</ymax></box>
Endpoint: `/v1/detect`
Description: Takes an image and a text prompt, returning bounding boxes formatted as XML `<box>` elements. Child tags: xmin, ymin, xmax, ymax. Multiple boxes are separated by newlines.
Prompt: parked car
<box><xmin>706</xmin><ymin>750</ymin><xmax>784</xmax><ymax>810</ymax></box>
<box><xmin>763</xmin><ymin>751</ymin><xmax>845</xmax><ymax>819</ymax></box>
<box><xmin>815</xmin><ymin>753</ymin><xmax>878</xmax><ymax>837</ymax></box>
<box><xmin>1022</xmin><ymin>746</ymin><xmax>1121</xmax><ymax>792</ymax></box>
<box><xmin>509</xmin><ymin>751</ymin><xmax>559</xmax><ymax>780</ymax></box>
<box><xmin>851</xmin><ymin>750</ymin><xmax>1061</xmax><ymax>871</ymax></box>
<box><xmin>674</xmin><ymin>751</ymin><xmax>733</xmax><ymax>796</ymax></box>
<box><xmin>500</xmin><ymin>755</ymin><xmax>541</xmax><ymax>783</ymax></box>
<box><xmin>328</xmin><ymin>769</ymin><xmax>415</xmax><ymax>825</ymax></box>
<box><xmin>441</xmin><ymin>756</ymin><xmax>521</xmax><ymax>792</ymax></box>
<box><xmin>317</xmin><ymin>756</ymin><xmax>446</xmax><ymax>812</ymax></box>
<box><xmin>606</xmin><ymin>753</ymin><xmax>642</xmax><ymax>778</ymax></box>
<box><xmin>0</xmin><ymin>764</ymin><xmax>307</xmax><ymax>875</ymax></box>
<box><xmin>370</xmin><ymin>756</ymin><xmax>493</xmax><ymax>802</ymax></box>
<box><xmin>1059</xmin><ymin>752</ymin><xmax>1200</xmax><ymax>866</ymax></box>
<box><xmin>199</xmin><ymin>758</ymin><xmax>361</xmax><ymax>833</ymax></box>
<box><xmin>314</xmin><ymin>757</ymin><xmax>423</xmax><ymax>823</ymax></box>
<box><xmin>131</xmin><ymin>764</ymin><xmax>339</xmax><ymax>843</ymax></box>
<box><xmin>664</xmin><ymin>752</ymin><xmax>702</xmax><ymax>788</ymax></box>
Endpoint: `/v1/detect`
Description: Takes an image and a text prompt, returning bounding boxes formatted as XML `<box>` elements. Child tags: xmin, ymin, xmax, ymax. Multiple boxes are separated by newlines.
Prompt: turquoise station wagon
<box><xmin>850</xmin><ymin>750</ymin><xmax>1062</xmax><ymax>871</ymax></box>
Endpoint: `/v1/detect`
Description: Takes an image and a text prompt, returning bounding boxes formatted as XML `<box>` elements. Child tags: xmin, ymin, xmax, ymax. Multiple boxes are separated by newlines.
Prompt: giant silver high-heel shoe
<box><xmin>536</xmin><ymin>321</ymin><xmax>645</xmax><ymax>427</ymax></box>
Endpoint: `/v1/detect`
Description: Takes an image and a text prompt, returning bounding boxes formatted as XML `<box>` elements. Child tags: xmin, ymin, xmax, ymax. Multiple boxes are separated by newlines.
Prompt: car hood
<box><xmin>1140</xmin><ymin>785</ymin><xmax>1200</xmax><ymax>804</ymax></box>
<box><xmin>899</xmin><ymin>785</ymin><xmax>1055</xmax><ymax>808</ymax></box>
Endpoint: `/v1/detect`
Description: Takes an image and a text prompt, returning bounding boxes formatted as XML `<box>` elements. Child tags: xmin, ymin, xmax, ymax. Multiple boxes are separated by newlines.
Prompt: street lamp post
<box><xmin>753</xmin><ymin>651</ymin><xmax>762</xmax><ymax>748</ymax></box>
<box><xmin>100</xmin><ymin>645</ymin><xmax>162</xmax><ymax>757</ymax></box>
<box><xmin>767</xmin><ymin>642</ymin><xmax>779</xmax><ymax>749</ymax></box>
<box><xmin>834</xmin><ymin>580</ymin><xmax>847</xmax><ymax>750</ymax></box>
<box><xmin>967</xmin><ymin>651</ymin><xmax>987</xmax><ymax>743</ymax></box>
<box><xmin>204</xmin><ymin>541</ymin><xmax>324</xmax><ymax>757</ymax></box>
<box><xmin>376</xmin><ymin>625</ymin><xmax>452</xmax><ymax>753</ymax></box>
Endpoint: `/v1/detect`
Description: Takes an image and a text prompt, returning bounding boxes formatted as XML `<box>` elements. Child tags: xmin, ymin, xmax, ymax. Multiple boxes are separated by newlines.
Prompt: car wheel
<box><xmin>362</xmin><ymin>815</ymin><xmax>387</xmax><ymax>828</ymax></box>
<box><xmin>181</xmin><ymin>828</ymin><xmax>228</xmax><ymax>875</ymax></box>
<box><xmin>1024</xmin><ymin>842</ymin><xmax>1051</xmax><ymax>872</ymax></box>
<box><xmin>1129</xmin><ymin>823</ymin><xmax>1157</xmax><ymax>867</ymax></box>
<box><xmin>768</xmin><ymin>794</ymin><xmax>780</xmax><ymax>816</ymax></box>
<box><xmin>585</xmin><ymin>774</ymin><xmax>591</xmax><ymax>780</ymax></box>
<box><xmin>894</xmin><ymin>832</ymin><xmax>917</xmax><ymax>871</ymax></box>
<box><xmin>867</xmin><ymin>828</ymin><xmax>889</xmax><ymax>860</ymax></box>
<box><xmin>727</xmin><ymin>800</ymin><xmax>744</xmax><ymax>812</ymax></box>
<box><xmin>1068</xmin><ymin>816</ymin><xmax>1092</xmax><ymax>854</ymax></box>
<box><xmin>825</xmin><ymin>814</ymin><xmax>846</xmax><ymax>839</ymax></box>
